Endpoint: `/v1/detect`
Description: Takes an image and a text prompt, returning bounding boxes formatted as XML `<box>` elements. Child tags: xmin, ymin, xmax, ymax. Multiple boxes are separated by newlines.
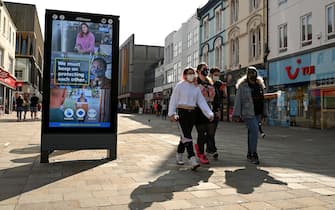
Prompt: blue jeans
<box><xmin>246</xmin><ymin>115</ymin><xmax>261</xmax><ymax>154</ymax></box>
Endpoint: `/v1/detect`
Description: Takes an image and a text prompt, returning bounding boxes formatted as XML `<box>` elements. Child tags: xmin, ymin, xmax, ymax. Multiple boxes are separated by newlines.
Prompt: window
<box><xmin>187</xmin><ymin>55</ymin><xmax>192</xmax><ymax>67</ymax></box>
<box><xmin>178</xmin><ymin>41</ymin><xmax>182</xmax><ymax>55</ymax></box>
<box><xmin>193</xmin><ymin>28</ymin><xmax>198</xmax><ymax>44</ymax></box>
<box><xmin>231</xmin><ymin>0</ymin><xmax>239</xmax><ymax>24</ymax></box>
<box><xmin>278</xmin><ymin>0</ymin><xmax>287</xmax><ymax>6</ymax></box>
<box><xmin>8</xmin><ymin>57</ymin><xmax>13</xmax><ymax>73</ymax></box>
<box><xmin>173</xmin><ymin>44</ymin><xmax>178</xmax><ymax>57</ymax></box>
<box><xmin>301</xmin><ymin>13</ymin><xmax>312</xmax><ymax>47</ymax></box>
<box><xmin>193</xmin><ymin>51</ymin><xmax>199</xmax><ymax>67</ymax></box>
<box><xmin>326</xmin><ymin>3</ymin><xmax>335</xmax><ymax>40</ymax></box>
<box><xmin>202</xmin><ymin>45</ymin><xmax>209</xmax><ymax>64</ymax></box>
<box><xmin>174</xmin><ymin>63</ymin><xmax>178</xmax><ymax>82</ymax></box>
<box><xmin>15</xmin><ymin>70</ymin><xmax>23</xmax><ymax>80</ymax></box>
<box><xmin>9</xmin><ymin>27</ymin><xmax>12</xmax><ymax>43</ymax></box>
<box><xmin>3</xmin><ymin>17</ymin><xmax>6</xmax><ymax>36</ymax></box>
<box><xmin>249</xmin><ymin>27</ymin><xmax>261</xmax><ymax>60</ymax></box>
<box><xmin>230</xmin><ymin>38</ymin><xmax>239</xmax><ymax>67</ymax></box>
<box><xmin>203</xmin><ymin>16</ymin><xmax>209</xmax><ymax>40</ymax></box>
<box><xmin>215</xmin><ymin>7</ymin><xmax>222</xmax><ymax>33</ymax></box>
<box><xmin>279</xmin><ymin>24</ymin><xmax>288</xmax><ymax>51</ymax></box>
<box><xmin>167</xmin><ymin>69</ymin><xmax>174</xmax><ymax>83</ymax></box>
<box><xmin>0</xmin><ymin>48</ymin><xmax>3</xmax><ymax>67</ymax></box>
<box><xmin>214</xmin><ymin>38</ymin><xmax>222</xmax><ymax>68</ymax></box>
<box><xmin>250</xmin><ymin>0</ymin><xmax>259</xmax><ymax>12</ymax></box>
<box><xmin>187</xmin><ymin>32</ymin><xmax>193</xmax><ymax>48</ymax></box>
<box><xmin>177</xmin><ymin>62</ymin><xmax>182</xmax><ymax>81</ymax></box>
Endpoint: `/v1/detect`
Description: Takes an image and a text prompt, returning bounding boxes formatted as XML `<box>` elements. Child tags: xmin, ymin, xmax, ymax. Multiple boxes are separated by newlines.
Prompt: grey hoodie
<box><xmin>232</xmin><ymin>75</ymin><xmax>266</xmax><ymax>119</ymax></box>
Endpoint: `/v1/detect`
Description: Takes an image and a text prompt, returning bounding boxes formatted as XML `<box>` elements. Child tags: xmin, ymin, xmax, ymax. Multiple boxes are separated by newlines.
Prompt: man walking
<box><xmin>232</xmin><ymin>66</ymin><xmax>266</xmax><ymax>165</ymax></box>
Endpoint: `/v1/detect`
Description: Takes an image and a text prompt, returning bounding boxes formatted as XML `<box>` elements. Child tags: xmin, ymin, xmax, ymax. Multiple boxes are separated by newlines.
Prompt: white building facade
<box><xmin>268</xmin><ymin>0</ymin><xmax>335</xmax><ymax>129</ymax></box>
<box><xmin>0</xmin><ymin>4</ymin><xmax>16</xmax><ymax>115</ymax></box>
<box><xmin>153</xmin><ymin>15</ymin><xmax>200</xmax><ymax>106</ymax></box>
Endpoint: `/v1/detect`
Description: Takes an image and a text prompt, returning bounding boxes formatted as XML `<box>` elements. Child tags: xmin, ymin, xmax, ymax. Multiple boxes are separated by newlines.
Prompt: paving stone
<box><xmin>309</xmin><ymin>188</ymin><xmax>335</xmax><ymax>195</ymax></box>
<box><xmin>241</xmin><ymin>202</ymin><xmax>279</xmax><ymax>210</ymax></box>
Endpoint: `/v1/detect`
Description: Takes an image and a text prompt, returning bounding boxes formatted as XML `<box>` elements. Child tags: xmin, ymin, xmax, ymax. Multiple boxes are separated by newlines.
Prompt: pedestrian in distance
<box><xmin>168</xmin><ymin>67</ymin><xmax>214</xmax><ymax>170</ymax></box>
<box><xmin>16</xmin><ymin>95</ymin><xmax>24</xmax><ymax>122</ymax></box>
<box><xmin>232</xmin><ymin>66</ymin><xmax>266</xmax><ymax>165</ymax></box>
<box><xmin>30</xmin><ymin>93</ymin><xmax>39</xmax><ymax>120</ymax></box>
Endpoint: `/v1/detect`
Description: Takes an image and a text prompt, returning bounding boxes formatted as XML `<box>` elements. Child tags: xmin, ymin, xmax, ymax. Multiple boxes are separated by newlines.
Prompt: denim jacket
<box><xmin>232</xmin><ymin>75</ymin><xmax>266</xmax><ymax>119</ymax></box>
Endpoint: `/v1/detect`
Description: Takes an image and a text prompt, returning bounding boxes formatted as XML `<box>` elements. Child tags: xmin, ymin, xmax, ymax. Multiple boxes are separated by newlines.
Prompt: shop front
<box><xmin>268</xmin><ymin>46</ymin><xmax>335</xmax><ymax>129</ymax></box>
<box><xmin>0</xmin><ymin>68</ymin><xmax>16</xmax><ymax>115</ymax></box>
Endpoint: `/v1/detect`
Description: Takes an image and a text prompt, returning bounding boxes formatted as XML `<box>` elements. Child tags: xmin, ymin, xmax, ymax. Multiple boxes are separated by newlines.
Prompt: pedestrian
<box><xmin>207</xmin><ymin>67</ymin><xmax>226</xmax><ymax>159</ymax></box>
<box><xmin>232</xmin><ymin>66</ymin><xmax>266</xmax><ymax>165</ymax></box>
<box><xmin>161</xmin><ymin>103</ymin><xmax>168</xmax><ymax>120</ymax></box>
<box><xmin>168</xmin><ymin>67</ymin><xmax>214</xmax><ymax>170</ymax></box>
<box><xmin>16</xmin><ymin>95</ymin><xmax>24</xmax><ymax>121</ymax></box>
<box><xmin>22</xmin><ymin>97</ymin><xmax>29</xmax><ymax>121</ymax></box>
<box><xmin>30</xmin><ymin>93</ymin><xmax>39</xmax><ymax>120</ymax></box>
<box><xmin>194</xmin><ymin>63</ymin><xmax>216</xmax><ymax>164</ymax></box>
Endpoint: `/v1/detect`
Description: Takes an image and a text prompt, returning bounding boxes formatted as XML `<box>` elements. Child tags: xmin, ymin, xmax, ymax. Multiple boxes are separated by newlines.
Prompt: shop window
<box><xmin>323</xmin><ymin>90</ymin><xmax>335</xmax><ymax>109</ymax></box>
<box><xmin>317</xmin><ymin>52</ymin><xmax>324</xmax><ymax>64</ymax></box>
<box><xmin>332</xmin><ymin>49</ymin><xmax>335</xmax><ymax>62</ymax></box>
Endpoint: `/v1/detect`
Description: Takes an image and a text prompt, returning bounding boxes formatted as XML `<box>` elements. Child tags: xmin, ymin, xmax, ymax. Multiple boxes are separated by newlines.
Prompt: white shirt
<box><xmin>168</xmin><ymin>80</ymin><xmax>214</xmax><ymax>119</ymax></box>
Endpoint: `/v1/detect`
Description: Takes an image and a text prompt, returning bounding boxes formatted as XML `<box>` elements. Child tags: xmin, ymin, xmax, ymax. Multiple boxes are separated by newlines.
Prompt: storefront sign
<box><xmin>0</xmin><ymin>68</ymin><xmax>16</xmax><ymax>89</ymax></box>
<box><xmin>269</xmin><ymin>47</ymin><xmax>335</xmax><ymax>86</ymax></box>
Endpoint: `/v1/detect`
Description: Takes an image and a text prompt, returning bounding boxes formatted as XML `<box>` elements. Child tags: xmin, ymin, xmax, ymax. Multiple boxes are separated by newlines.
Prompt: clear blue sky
<box><xmin>5</xmin><ymin>0</ymin><xmax>208</xmax><ymax>46</ymax></box>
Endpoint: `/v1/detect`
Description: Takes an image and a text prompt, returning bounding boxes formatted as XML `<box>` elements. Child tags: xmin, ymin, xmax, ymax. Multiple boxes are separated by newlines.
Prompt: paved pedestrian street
<box><xmin>0</xmin><ymin>113</ymin><xmax>335</xmax><ymax>210</ymax></box>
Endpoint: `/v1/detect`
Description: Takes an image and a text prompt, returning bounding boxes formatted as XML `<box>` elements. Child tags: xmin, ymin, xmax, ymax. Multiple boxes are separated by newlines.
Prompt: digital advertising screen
<box><xmin>44</xmin><ymin>11</ymin><xmax>117</xmax><ymax>129</ymax></box>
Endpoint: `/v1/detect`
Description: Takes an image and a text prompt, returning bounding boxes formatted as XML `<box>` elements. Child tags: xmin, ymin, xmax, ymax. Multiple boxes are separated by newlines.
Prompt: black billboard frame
<box><xmin>41</xmin><ymin>10</ymin><xmax>119</xmax><ymax>163</ymax></box>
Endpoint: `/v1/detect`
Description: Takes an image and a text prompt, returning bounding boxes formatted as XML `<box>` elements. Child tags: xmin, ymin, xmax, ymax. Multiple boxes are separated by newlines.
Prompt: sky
<box><xmin>5</xmin><ymin>0</ymin><xmax>208</xmax><ymax>46</ymax></box>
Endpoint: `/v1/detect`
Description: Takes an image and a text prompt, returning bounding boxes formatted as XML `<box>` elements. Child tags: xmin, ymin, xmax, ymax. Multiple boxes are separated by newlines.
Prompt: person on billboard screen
<box><xmin>49</xmin><ymin>87</ymin><xmax>67</xmax><ymax>122</ymax></box>
<box><xmin>75</xmin><ymin>22</ymin><xmax>95</xmax><ymax>54</ymax></box>
<box><xmin>90</xmin><ymin>57</ymin><xmax>111</xmax><ymax>89</ymax></box>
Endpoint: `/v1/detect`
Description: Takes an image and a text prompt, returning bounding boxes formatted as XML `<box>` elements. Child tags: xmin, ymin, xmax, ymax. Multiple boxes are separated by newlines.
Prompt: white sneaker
<box><xmin>176</xmin><ymin>153</ymin><xmax>184</xmax><ymax>165</ymax></box>
<box><xmin>189</xmin><ymin>156</ymin><xmax>200</xmax><ymax>170</ymax></box>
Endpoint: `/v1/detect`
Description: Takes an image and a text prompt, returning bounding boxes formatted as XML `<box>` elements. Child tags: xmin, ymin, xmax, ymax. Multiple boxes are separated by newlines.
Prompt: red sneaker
<box><xmin>194</xmin><ymin>143</ymin><xmax>201</xmax><ymax>158</ymax></box>
<box><xmin>199</xmin><ymin>154</ymin><xmax>209</xmax><ymax>164</ymax></box>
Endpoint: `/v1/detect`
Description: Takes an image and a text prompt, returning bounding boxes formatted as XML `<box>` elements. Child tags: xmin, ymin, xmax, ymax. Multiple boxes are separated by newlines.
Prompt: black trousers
<box><xmin>176</xmin><ymin>108</ymin><xmax>196</xmax><ymax>158</ymax></box>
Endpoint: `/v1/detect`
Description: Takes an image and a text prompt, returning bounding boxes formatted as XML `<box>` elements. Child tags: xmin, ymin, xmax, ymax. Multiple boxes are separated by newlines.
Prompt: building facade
<box><xmin>5</xmin><ymin>2</ymin><xmax>44</xmax><ymax>105</ymax></box>
<box><xmin>197</xmin><ymin>0</ymin><xmax>226</xmax><ymax>70</ymax></box>
<box><xmin>268</xmin><ymin>0</ymin><xmax>335</xmax><ymax>129</ymax></box>
<box><xmin>118</xmin><ymin>34</ymin><xmax>164</xmax><ymax>113</ymax></box>
<box><xmin>152</xmin><ymin>14</ymin><xmax>200</xmax><ymax>110</ymax></box>
<box><xmin>222</xmin><ymin>0</ymin><xmax>268</xmax><ymax>121</ymax></box>
<box><xmin>0</xmin><ymin>2</ymin><xmax>16</xmax><ymax>115</ymax></box>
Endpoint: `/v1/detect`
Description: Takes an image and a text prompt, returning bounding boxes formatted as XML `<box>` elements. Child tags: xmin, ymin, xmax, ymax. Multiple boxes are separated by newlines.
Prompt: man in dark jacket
<box><xmin>232</xmin><ymin>66</ymin><xmax>266</xmax><ymax>165</ymax></box>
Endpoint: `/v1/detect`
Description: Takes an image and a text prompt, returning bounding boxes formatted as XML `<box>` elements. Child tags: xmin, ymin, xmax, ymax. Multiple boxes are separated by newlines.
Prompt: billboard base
<box><xmin>40</xmin><ymin>133</ymin><xmax>117</xmax><ymax>163</ymax></box>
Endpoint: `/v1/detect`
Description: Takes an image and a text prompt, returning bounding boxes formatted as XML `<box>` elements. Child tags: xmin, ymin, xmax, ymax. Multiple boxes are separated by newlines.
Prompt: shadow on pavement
<box><xmin>128</xmin><ymin>168</ymin><xmax>213</xmax><ymax>210</ymax></box>
<box><xmin>121</xmin><ymin>114</ymin><xmax>335</xmax><ymax>178</ymax></box>
<box><xmin>225</xmin><ymin>163</ymin><xmax>287</xmax><ymax>194</ymax></box>
<box><xmin>0</xmin><ymin>152</ymin><xmax>108</xmax><ymax>202</ymax></box>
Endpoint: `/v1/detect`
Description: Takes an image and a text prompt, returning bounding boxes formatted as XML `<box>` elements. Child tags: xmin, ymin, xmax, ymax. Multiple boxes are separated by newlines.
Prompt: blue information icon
<box><xmin>64</xmin><ymin>108</ymin><xmax>74</xmax><ymax>118</ymax></box>
<box><xmin>76</xmin><ymin>108</ymin><xmax>86</xmax><ymax>118</ymax></box>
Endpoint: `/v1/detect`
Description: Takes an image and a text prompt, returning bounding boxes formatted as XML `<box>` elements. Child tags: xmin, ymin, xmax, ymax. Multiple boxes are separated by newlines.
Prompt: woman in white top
<box><xmin>168</xmin><ymin>67</ymin><xmax>214</xmax><ymax>170</ymax></box>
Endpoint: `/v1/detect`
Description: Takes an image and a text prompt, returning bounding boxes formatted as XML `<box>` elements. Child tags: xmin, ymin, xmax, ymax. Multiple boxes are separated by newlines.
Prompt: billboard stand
<box><xmin>41</xmin><ymin>10</ymin><xmax>119</xmax><ymax>163</ymax></box>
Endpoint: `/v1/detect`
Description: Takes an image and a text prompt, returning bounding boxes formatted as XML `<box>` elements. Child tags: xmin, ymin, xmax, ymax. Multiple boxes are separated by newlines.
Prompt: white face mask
<box><xmin>186</xmin><ymin>74</ymin><xmax>195</xmax><ymax>82</ymax></box>
<box><xmin>213</xmin><ymin>76</ymin><xmax>220</xmax><ymax>82</ymax></box>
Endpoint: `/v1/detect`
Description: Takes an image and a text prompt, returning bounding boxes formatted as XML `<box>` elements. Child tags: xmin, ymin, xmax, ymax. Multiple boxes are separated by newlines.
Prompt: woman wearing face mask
<box><xmin>207</xmin><ymin>67</ymin><xmax>227</xmax><ymax>159</ymax></box>
<box><xmin>194</xmin><ymin>63</ymin><xmax>216</xmax><ymax>164</ymax></box>
<box><xmin>232</xmin><ymin>66</ymin><xmax>266</xmax><ymax>165</ymax></box>
<box><xmin>168</xmin><ymin>67</ymin><xmax>214</xmax><ymax>170</ymax></box>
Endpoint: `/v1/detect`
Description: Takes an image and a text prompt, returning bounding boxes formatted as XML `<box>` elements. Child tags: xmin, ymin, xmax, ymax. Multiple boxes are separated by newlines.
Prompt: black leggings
<box><xmin>195</xmin><ymin>121</ymin><xmax>216</xmax><ymax>154</ymax></box>
<box><xmin>176</xmin><ymin>108</ymin><xmax>196</xmax><ymax>158</ymax></box>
